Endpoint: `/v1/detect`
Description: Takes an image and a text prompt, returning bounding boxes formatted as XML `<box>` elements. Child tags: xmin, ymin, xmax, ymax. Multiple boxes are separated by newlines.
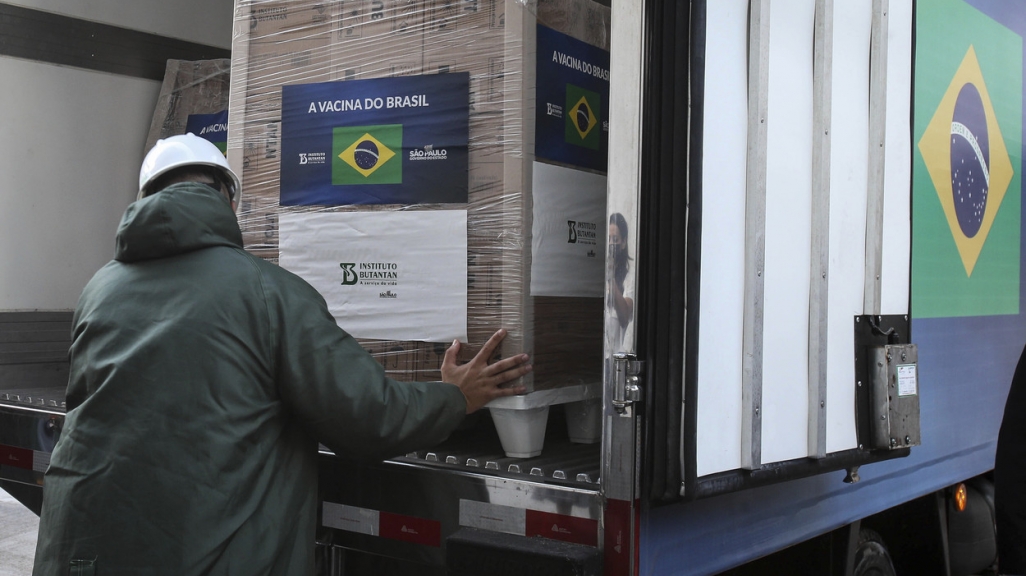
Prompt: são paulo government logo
<box><xmin>332</xmin><ymin>124</ymin><xmax>403</xmax><ymax>185</ymax></box>
<box><xmin>917</xmin><ymin>45</ymin><xmax>1015</xmax><ymax>277</ymax></box>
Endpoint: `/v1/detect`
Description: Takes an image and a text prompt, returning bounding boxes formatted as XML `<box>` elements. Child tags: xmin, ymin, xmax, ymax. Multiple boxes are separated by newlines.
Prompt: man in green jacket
<box><xmin>33</xmin><ymin>134</ymin><xmax>531</xmax><ymax>575</ymax></box>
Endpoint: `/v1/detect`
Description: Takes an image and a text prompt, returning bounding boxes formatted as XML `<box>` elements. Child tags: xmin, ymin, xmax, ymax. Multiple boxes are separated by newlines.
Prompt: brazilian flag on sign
<box><xmin>332</xmin><ymin>124</ymin><xmax>403</xmax><ymax>186</ymax></box>
<box><xmin>565</xmin><ymin>83</ymin><xmax>601</xmax><ymax>150</ymax></box>
<box><xmin>913</xmin><ymin>0</ymin><xmax>1023</xmax><ymax>318</ymax></box>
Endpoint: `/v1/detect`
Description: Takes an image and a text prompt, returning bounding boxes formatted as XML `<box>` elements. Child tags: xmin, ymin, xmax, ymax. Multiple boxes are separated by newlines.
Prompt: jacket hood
<box><xmin>115</xmin><ymin>183</ymin><xmax>244</xmax><ymax>262</ymax></box>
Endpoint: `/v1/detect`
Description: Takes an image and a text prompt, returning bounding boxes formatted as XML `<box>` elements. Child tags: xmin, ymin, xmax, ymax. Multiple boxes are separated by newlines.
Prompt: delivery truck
<box><xmin>1</xmin><ymin>0</ymin><xmax>1023</xmax><ymax>574</ymax></box>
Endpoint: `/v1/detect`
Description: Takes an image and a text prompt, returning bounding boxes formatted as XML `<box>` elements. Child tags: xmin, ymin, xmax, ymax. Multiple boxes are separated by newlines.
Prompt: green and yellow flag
<box><xmin>565</xmin><ymin>83</ymin><xmax>601</xmax><ymax>150</ymax></box>
<box><xmin>913</xmin><ymin>0</ymin><xmax>1022</xmax><ymax>317</ymax></box>
<box><xmin>332</xmin><ymin>124</ymin><xmax>403</xmax><ymax>185</ymax></box>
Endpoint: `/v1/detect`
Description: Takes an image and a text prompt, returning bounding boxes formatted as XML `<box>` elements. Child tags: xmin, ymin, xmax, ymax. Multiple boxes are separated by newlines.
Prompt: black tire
<box><xmin>853</xmin><ymin>529</ymin><xmax>897</xmax><ymax>576</ymax></box>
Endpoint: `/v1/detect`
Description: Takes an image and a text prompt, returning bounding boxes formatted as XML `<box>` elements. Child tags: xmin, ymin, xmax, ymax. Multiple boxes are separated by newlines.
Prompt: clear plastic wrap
<box><xmin>145</xmin><ymin>59</ymin><xmax>232</xmax><ymax>154</ymax></box>
<box><xmin>227</xmin><ymin>0</ymin><xmax>610</xmax><ymax>393</ymax></box>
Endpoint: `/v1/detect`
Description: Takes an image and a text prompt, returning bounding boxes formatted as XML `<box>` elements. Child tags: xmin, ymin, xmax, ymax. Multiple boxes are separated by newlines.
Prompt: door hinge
<box><xmin>612</xmin><ymin>353</ymin><xmax>644</xmax><ymax>416</ymax></box>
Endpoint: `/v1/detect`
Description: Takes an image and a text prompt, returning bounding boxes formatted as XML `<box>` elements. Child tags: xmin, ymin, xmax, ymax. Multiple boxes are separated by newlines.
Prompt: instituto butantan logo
<box><xmin>566</xmin><ymin>220</ymin><xmax>598</xmax><ymax>245</ymax></box>
<box><xmin>299</xmin><ymin>152</ymin><xmax>326</xmax><ymax>165</ymax></box>
<box><xmin>565</xmin><ymin>84</ymin><xmax>600</xmax><ymax>150</ymax></box>
<box><xmin>918</xmin><ymin>45</ymin><xmax>1015</xmax><ymax>277</ymax></box>
<box><xmin>339</xmin><ymin>263</ymin><xmax>358</xmax><ymax>285</ymax></box>
<box><xmin>339</xmin><ymin>262</ymin><xmax>399</xmax><ymax>287</ymax></box>
<box><xmin>333</xmin><ymin>124</ymin><xmax>403</xmax><ymax>185</ymax></box>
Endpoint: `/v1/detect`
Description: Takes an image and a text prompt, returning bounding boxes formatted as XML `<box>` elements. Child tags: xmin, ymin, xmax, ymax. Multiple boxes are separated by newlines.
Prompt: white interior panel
<box><xmin>695</xmin><ymin>0</ymin><xmax>750</xmax><ymax>477</ymax></box>
<box><xmin>760</xmin><ymin>0</ymin><xmax>816</xmax><ymax>465</ymax></box>
<box><xmin>0</xmin><ymin>57</ymin><xmax>159</xmax><ymax>310</ymax></box>
<box><xmin>825</xmin><ymin>0</ymin><xmax>873</xmax><ymax>454</ymax></box>
<box><xmin>881</xmin><ymin>0</ymin><xmax>913</xmax><ymax>315</ymax></box>
<box><xmin>6</xmin><ymin>0</ymin><xmax>234</xmax><ymax>49</ymax></box>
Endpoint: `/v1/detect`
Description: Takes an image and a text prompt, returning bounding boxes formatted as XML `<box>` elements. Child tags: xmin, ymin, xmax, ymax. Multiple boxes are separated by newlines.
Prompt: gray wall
<box><xmin>0</xmin><ymin>1</ymin><xmax>234</xmax><ymax>310</ymax></box>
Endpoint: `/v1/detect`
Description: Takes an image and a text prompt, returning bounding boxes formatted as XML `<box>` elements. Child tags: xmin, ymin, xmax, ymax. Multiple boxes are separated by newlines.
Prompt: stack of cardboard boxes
<box><xmin>228</xmin><ymin>0</ymin><xmax>610</xmax><ymax>454</ymax></box>
<box><xmin>145</xmin><ymin>59</ymin><xmax>232</xmax><ymax>153</ymax></box>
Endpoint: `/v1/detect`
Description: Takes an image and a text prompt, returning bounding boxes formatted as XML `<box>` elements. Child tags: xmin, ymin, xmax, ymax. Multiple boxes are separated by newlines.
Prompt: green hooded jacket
<box><xmin>33</xmin><ymin>183</ymin><xmax>466</xmax><ymax>575</ymax></box>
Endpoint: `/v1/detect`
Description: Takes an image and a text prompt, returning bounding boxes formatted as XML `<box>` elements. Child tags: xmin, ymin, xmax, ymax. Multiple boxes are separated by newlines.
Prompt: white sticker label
<box><xmin>530</xmin><ymin>162</ymin><xmax>607</xmax><ymax>297</ymax></box>
<box><xmin>322</xmin><ymin>502</ymin><xmax>379</xmax><ymax>535</ymax></box>
<box><xmin>459</xmin><ymin>499</ymin><xmax>526</xmax><ymax>535</ymax></box>
<box><xmin>897</xmin><ymin>364</ymin><xmax>917</xmax><ymax>397</ymax></box>
<box><xmin>32</xmin><ymin>450</ymin><xmax>50</xmax><ymax>473</ymax></box>
<box><xmin>280</xmin><ymin>210</ymin><xmax>468</xmax><ymax>342</ymax></box>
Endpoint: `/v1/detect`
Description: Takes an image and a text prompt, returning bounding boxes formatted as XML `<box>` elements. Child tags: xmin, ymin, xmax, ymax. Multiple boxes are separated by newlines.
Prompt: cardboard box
<box><xmin>144</xmin><ymin>59</ymin><xmax>232</xmax><ymax>154</ymax></box>
<box><xmin>329</xmin><ymin>0</ymin><xmax>425</xmax><ymax>80</ymax></box>
<box><xmin>229</xmin><ymin>0</ymin><xmax>610</xmax><ymax>391</ymax></box>
<box><xmin>246</xmin><ymin>0</ymin><xmax>334</xmax><ymax>38</ymax></box>
<box><xmin>537</xmin><ymin>0</ymin><xmax>610</xmax><ymax>50</ymax></box>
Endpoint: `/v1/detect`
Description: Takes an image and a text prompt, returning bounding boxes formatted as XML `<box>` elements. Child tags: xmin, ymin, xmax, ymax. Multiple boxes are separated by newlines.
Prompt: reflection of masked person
<box><xmin>606</xmin><ymin>213</ymin><xmax>634</xmax><ymax>351</ymax></box>
<box><xmin>607</xmin><ymin>233</ymin><xmax>628</xmax><ymax>310</ymax></box>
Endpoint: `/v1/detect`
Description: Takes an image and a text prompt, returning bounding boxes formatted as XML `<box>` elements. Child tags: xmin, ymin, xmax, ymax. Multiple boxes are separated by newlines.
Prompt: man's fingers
<box><xmin>484</xmin><ymin>353</ymin><xmax>529</xmax><ymax>376</ymax></box>
<box><xmin>491</xmin><ymin>385</ymin><xmax>527</xmax><ymax>399</ymax></box>
<box><xmin>487</xmin><ymin>363</ymin><xmax>533</xmax><ymax>387</ymax></box>
<box><xmin>503</xmin><ymin>362</ymin><xmax>533</xmax><ymax>381</ymax></box>
<box><xmin>441</xmin><ymin>339</ymin><xmax>460</xmax><ymax>370</ymax></box>
<box><xmin>474</xmin><ymin>329</ymin><xmax>507</xmax><ymax>364</ymax></box>
<box><xmin>476</xmin><ymin>352</ymin><xmax>531</xmax><ymax>388</ymax></box>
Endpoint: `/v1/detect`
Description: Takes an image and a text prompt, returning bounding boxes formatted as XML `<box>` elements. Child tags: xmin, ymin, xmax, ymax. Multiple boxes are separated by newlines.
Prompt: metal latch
<box><xmin>868</xmin><ymin>344</ymin><xmax>920</xmax><ymax>450</ymax></box>
<box><xmin>612</xmin><ymin>353</ymin><xmax>643</xmax><ymax>416</ymax></box>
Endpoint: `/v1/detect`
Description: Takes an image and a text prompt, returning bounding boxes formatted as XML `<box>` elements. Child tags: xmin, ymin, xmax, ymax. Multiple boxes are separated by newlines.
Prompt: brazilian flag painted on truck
<box><xmin>913</xmin><ymin>0</ymin><xmax>1023</xmax><ymax>318</ymax></box>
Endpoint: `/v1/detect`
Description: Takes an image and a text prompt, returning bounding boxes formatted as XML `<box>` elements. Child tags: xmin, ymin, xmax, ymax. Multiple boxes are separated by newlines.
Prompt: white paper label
<box><xmin>530</xmin><ymin>162</ymin><xmax>607</xmax><ymax>297</ymax></box>
<box><xmin>322</xmin><ymin>502</ymin><xmax>379</xmax><ymax>535</ymax></box>
<box><xmin>897</xmin><ymin>364</ymin><xmax>917</xmax><ymax>397</ymax></box>
<box><xmin>32</xmin><ymin>450</ymin><xmax>50</xmax><ymax>473</ymax></box>
<box><xmin>280</xmin><ymin>210</ymin><xmax>468</xmax><ymax>342</ymax></box>
<box><xmin>459</xmin><ymin>499</ymin><xmax>526</xmax><ymax>535</ymax></box>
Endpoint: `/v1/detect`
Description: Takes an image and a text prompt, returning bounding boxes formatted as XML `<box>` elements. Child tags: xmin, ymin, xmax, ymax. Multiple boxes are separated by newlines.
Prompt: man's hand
<box><xmin>441</xmin><ymin>329</ymin><xmax>531</xmax><ymax>414</ymax></box>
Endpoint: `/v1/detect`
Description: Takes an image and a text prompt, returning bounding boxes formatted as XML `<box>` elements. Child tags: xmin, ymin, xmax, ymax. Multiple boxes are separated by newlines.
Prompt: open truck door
<box><xmin>639</xmin><ymin>0</ymin><xmax>917</xmax><ymax>502</ymax></box>
<box><xmin>632</xmin><ymin>1</ymin><xmax>1010</xmax><ymax>573</ymax></box>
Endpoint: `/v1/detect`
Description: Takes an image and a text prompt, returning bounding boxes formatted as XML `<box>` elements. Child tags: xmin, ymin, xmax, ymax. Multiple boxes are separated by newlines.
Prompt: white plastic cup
<box><xmin>490</xmin><ymin>406</ymin><xmax>549</xmax><ymax>458</ymax></box>
<box><xmin>564</xmin><ymin>398</ymin><xmax>602</xmax><ymax>444</ymax></box>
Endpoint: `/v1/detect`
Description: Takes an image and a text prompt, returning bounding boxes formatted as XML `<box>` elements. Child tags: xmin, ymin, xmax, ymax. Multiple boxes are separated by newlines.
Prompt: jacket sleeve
<box><xmin>265</xmin><ymin>267</ymin><xmax>467</xmax><ymax>460</ymax></box>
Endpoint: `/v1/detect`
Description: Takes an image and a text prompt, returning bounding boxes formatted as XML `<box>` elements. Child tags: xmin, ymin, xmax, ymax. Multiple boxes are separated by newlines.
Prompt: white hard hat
<box><xmin>138</xmin><ymin>133</ymin><xmax>241</xmax><ymax>207</ymax></box>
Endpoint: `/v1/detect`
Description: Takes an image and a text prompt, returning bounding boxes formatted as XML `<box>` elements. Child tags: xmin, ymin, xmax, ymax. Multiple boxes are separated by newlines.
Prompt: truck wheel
<box><xmin>853</xmin><ymin>529</ymin><xmax>897</xmax><ymax>576</ymax></box>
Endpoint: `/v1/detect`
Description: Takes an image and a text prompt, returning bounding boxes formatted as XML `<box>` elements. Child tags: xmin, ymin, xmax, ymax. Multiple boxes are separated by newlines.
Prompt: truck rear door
<box><xmin>635</xmin><ymin>0</ymin><xmax>916</xmax><ymax>503</ymax></box>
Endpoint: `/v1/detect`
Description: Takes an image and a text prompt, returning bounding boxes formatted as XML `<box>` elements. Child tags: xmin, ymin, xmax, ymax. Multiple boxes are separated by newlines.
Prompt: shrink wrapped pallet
<box><xmin>226</xmin><ymin>0</ymin><xmax>611</xmax><ymax>405</ymax></box>
<box><xmin>144</xmin><ymin>59</ymin><xmax>232</xmax><ymax>154</ymax></box>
